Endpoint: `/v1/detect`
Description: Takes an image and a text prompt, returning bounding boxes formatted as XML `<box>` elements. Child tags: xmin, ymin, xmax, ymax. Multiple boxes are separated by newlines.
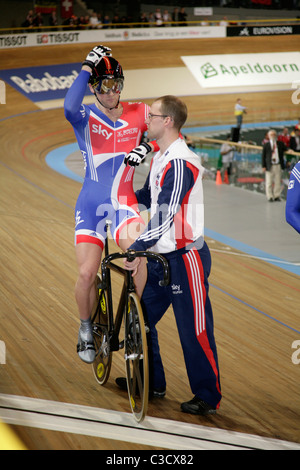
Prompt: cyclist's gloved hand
<box><xmin>124</xmin><ymin>250</ymin><xmax>140</xmax><ymax>277</ymax></box>
<box><xmin>124</xmin><ymin>142</ymin><xmax>152</xmax><ymax>166</ymax></box>
<box><xmin>82</xmin><ymin>45</ymin><xmax>112</xmax><ymax>69</ymax></box>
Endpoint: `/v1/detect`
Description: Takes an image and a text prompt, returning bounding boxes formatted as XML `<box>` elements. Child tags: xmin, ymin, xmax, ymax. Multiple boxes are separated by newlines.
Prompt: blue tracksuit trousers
<box><xmin>142</xmin><ymin>242</ymin><xmax>222</xmax><ymax>409</ymax></box>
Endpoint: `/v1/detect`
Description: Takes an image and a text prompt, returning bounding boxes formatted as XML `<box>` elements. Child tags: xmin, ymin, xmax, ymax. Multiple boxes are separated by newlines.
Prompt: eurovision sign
<box><xmin>227</xmin><ymin>25</ymin><xmax>300</xmax><ymax>37</ymax></box>
<box><xmin>181</xmin><ymin>52</ymin><xmax>300</xmax><ymax>88</ymax></box>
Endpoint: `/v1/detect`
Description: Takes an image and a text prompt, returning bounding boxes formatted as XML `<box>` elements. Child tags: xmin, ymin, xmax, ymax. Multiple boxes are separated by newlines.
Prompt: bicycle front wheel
<box><xmin>124</xmin><ymin>292</ymin><xmax>149</xmax><ymax>422</ymax></box>
<box><xmin>91</xmin><ymin>275</ymin><xmax>112</xmax><ymax>386</ymax></box>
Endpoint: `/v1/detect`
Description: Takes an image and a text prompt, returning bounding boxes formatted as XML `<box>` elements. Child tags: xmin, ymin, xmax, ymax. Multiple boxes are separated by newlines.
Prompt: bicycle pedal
<box><xmin>119</xmin><ymin>340</ymin><xmax>124</xmax><ymax>349</ymax></box>
<box><xmin>125</xmin><ymin>353</ymin><xmax>139</xmax><ymax>360</ymax></box>
<box><xmin>125</xmin><ymin>353</ymin><xmax>144</xmax><ymax>360</ymax></box>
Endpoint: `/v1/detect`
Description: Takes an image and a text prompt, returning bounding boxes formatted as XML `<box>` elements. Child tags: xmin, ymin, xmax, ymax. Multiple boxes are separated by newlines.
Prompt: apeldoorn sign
<box><xmin>181</xmin><ymin>52</ymin><xmax>300</xmax><ymax>88</ymax></box>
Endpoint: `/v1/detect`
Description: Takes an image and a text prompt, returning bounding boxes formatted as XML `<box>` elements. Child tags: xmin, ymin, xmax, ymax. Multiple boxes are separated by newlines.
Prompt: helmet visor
<box><xmin>94</xmin><ymin>78</ymin><xmax>124</xmax><ymax>94</ymax></box>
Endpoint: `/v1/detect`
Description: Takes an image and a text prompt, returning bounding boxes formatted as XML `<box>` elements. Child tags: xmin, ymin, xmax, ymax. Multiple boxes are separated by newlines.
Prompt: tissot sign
<box><xmin>181</xmin><ymin>52</ymin><xmax>300</xmax><ymax>88</ymax></box>
<box><xmin>0</xmin><ymin>26</ymin><xmax>225</xmax><ymax>49</ymax></box>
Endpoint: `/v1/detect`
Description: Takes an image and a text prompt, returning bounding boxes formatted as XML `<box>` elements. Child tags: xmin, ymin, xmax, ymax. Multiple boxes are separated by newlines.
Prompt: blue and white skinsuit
<box><xmin>286</xmin><ymin>161</ymin><xmax>300</xmax><ymax>234</ymax></box>
<box><xmin>64</xmin><ymin>69</ymin><xmax>150</xmax><ymax>249</ymax></box>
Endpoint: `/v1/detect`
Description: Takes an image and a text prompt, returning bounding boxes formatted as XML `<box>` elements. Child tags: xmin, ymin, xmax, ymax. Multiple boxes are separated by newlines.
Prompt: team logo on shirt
<box><xmin>90</xmin><ymin>113</ymin><xmax>129</xmax><ymax>141</ymax></box>
<box><xmin>90</xmin><ymin>111</ymin><xmax>128</xmax><ymax>131</ymax></box>
<box><xmin>91</xmin><ymin>123</ymin><xmax>113</xmax><ymax>140</ymax></box>
<box><xmin>75</xmin><ymin>210</ymin><xmax>84</xmax><ymax>227</ymax></box>
<box><xmin>171</xmin><ymin>284</ymin><xmax>183</xmax><ymax>294</ymax></box>
<box><xmin>155</xmin><ymin>172</ymin><xmax>161</xmax><ymax>189</ymax></box>
<box><xmin>288</xmin><ymin>180</ymin><xmax>295</xmax><ymax>190</ymax></box>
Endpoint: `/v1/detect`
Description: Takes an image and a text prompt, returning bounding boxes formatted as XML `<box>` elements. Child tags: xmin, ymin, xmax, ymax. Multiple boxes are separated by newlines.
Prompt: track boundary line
<box><xmin>0</xmin><ymin>394</ymin><xmax>299</xmax><ymax>450</ymax></box>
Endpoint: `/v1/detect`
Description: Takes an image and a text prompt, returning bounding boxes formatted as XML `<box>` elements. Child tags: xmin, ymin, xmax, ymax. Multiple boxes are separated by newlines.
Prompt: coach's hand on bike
<box><xmin>124</xmin><ymin>142</ymin><xmax>153</xmax><ymax>167</ymax></box>
<box><xmin>123</xmin><ymin>249</ymin><xmax>140</xmax><ymax>276</ymax></box>
<box><xmin>82</xmin><ymin>45</ymin><xmax>112</xmax><ymax>69</ymax></box>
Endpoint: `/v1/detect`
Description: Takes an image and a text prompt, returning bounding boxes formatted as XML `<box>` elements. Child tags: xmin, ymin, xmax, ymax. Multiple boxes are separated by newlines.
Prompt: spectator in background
<box><xmin>139</xmin><ymin>12</ymin><xmax>148</xmax><ymax>27</ymax></box>
<box><xmin>290</xmin><ymin>128</ymin><xmax>300</xmax><ymax>153</ymax></box>
<box><xmin>77</xmin><ymin>16</ymin><xmax>85</xmax><ymax>29</ymax></box>
<box><xmin>148</xmin><ymin>12</ymin><xmax>155</xmax><ymax>26</ymax></box>
<box><xmin>70</xmin><ymin>15</ymin><xmax>79</xmax><ymax>29</ymax></box>
<box><xmin>172</xmin><ymin>7</ymin><xmax>179</xmax><ymax>26</ymax></box>
<box><xmin>278</xmin><ymin>127</ymin><xmax>290</xmax><ymax>148</ymax></box>
<box><xmin>33</xmin><ymin>12</ymin><xmax>43</xmax><ymax>29</ymax></box>
<box><xmin>261</xmin><ymin>131</ymin><xmax>269</xmax><ymax>145</ymax></box>
<box><xmin>22</xmin><ymin>9</ymin><xmax>34</xmax><ymax>28</ymax></box>
<box><xmin>234</xmin><ymin>98</ymin><xmax>247</xmax><ymax>128</ymax></box>
<box><xmin>84</xmin><ymin>16</ymin><xmax>90</xmax><ymax>28</ymax></box>
<box><xmin>102</xmin><ymin>15</ymin><xmax>110</xmax><ymax>28</ymax></box>
<box><xmin>155</xmin><ymin>8</ymin><xmax>163</xmax><ymax>26</ymax></box>
<box><xmin>183</xmin><ymin>134</ymin><xmax>195</xmax><ymax>150</ymax></box>
<box><xmin>220</xmin><ymin>134</ymin><xmax>234</xmax><ymax>182</ymax></box>
<box><xmin>120</xmin><ymin>15</ymin><xmax>128</xmax><ymax>26</ymax></box>
<box><xmin>163</xmin><ymin>10</ymin><xmax>171</xmax><ymax>25</ymax></box>
<box><xmin>112</xmin><ymin>14</ymin><xmax>121</xmax><ymax>28</ymax></box>
<box><xmin>49</xmin><ymin>11</ymin><xmax>58</xmax><ymax>29</ymax></box>
<box><xmin>287</xmin><ymin>128</ymin><xmax>300</xmax><ymax>169</ymax></box>
<box><xmin>219</xmin><ymin>16</ymin><xmax>228</xmax><ymax>26</ymax></box>
<box><xmin>178</xmin><ymin>7</ymin><xmax>187</xmax><ymax>26</ymax></box>
<box><xmin>262</xmin><ymin>129</ymin><xmax>286</xmax><ymax>202</ymax></box>
<box><xmin>62</xmin><ymin>14</ymin><xmax>77</xmax><ymax>28</ymax></box>
<box><xmin>89</xmin><ymin>12</ymin><xmax>102</xmax><ymax>29</ymax></box>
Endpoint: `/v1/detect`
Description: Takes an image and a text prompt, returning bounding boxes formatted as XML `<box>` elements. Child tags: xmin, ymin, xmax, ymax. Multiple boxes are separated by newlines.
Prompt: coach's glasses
<box><xmin>148</xmin><ymin>113</ymin><xmax>169</xmax><ymax>120</ymax></box>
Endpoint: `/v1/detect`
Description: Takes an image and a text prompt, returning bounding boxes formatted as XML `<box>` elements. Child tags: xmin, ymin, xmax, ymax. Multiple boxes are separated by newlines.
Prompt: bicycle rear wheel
<box><xmin>124</xmin><ymin>292</ymin><xmax>149</xmax><ymax>422</ymax></box>
<box><xmin>91</xmin><ymin>274</ymin><xmax>112</xmax><ymax>385</ymax></box>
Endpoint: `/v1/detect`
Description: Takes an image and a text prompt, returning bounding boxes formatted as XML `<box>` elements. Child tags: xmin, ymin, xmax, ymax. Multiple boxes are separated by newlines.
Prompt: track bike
<box><xmin>90</xmin><ymin>230</ymin><xmax>169</xmax><ymax>422</ymax></box>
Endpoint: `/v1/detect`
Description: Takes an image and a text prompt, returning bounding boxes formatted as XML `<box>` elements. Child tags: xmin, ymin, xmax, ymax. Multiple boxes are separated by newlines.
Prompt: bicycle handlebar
<box><xmin>101</xmin><ymin>250</ymin><xmax>170</xmax><ymax>287</ymax></box>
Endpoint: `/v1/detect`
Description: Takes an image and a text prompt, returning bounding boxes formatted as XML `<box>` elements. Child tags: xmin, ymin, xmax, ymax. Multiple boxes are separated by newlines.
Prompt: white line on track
<box><xmin>0</xmin><ymin>394</ymin><xmax>299</xmax><ymax>450</ymax></box>
<box><xmin>210</xmin><ymin>248</ymin><xmax>300</xmax><ymax>266</ymax></box>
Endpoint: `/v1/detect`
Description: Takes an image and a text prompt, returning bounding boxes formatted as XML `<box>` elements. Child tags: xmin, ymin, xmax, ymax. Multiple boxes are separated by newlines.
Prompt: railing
<box><xmin>193</xmin><ymin>137</ymin><xmax>300</xmax><ymax>199</ymax></box>
<box><xmin>0</xmin><ymin>17</ymin><xmax>299</xmax><ymax>34</ymax></box>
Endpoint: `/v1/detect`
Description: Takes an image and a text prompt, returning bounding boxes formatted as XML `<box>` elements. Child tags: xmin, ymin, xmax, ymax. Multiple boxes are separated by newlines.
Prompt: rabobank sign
<box><xmin>0</xmin><ymin>63</ymin><xmax>91</xmax><ymax>106</ymax></box>
<box><xmin>181</xmin><ymin>52</ymin><xmax>300</xmax><ymax>89</ymax></box>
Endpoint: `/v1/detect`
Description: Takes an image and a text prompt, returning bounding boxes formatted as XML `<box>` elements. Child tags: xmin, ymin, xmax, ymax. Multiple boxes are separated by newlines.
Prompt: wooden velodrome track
<box><xmin>0</xmin><ymin>35</ymin><xmax>300</xmax><ymax>450</ymax></box>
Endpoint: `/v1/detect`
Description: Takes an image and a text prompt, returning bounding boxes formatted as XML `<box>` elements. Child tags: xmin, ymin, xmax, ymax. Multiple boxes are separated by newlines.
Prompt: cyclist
<box><xmin>64</xmin><ymin>45</ymin><xmax>156</xmax><ymax>363</ymax></box>
<box><xmin>122</xmin><ymin>95</ymin><xmax>222</xmax><ymax>415</ymax></box>
<box><xmin>286</xmin><ymin>159</ymin><xmax>300</xmax><ymax>233</ymax></box>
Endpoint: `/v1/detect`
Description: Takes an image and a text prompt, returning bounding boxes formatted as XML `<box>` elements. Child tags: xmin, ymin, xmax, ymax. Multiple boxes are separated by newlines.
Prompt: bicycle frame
<box><xmin>92</xmin><ymin>234</ymin><xmax>169</xmax><ymax>422</ymax></box>
<box><xmin>100</xmin><ymin>244</ymin><xmax>169</xmax><ymax>354</ymax></box>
